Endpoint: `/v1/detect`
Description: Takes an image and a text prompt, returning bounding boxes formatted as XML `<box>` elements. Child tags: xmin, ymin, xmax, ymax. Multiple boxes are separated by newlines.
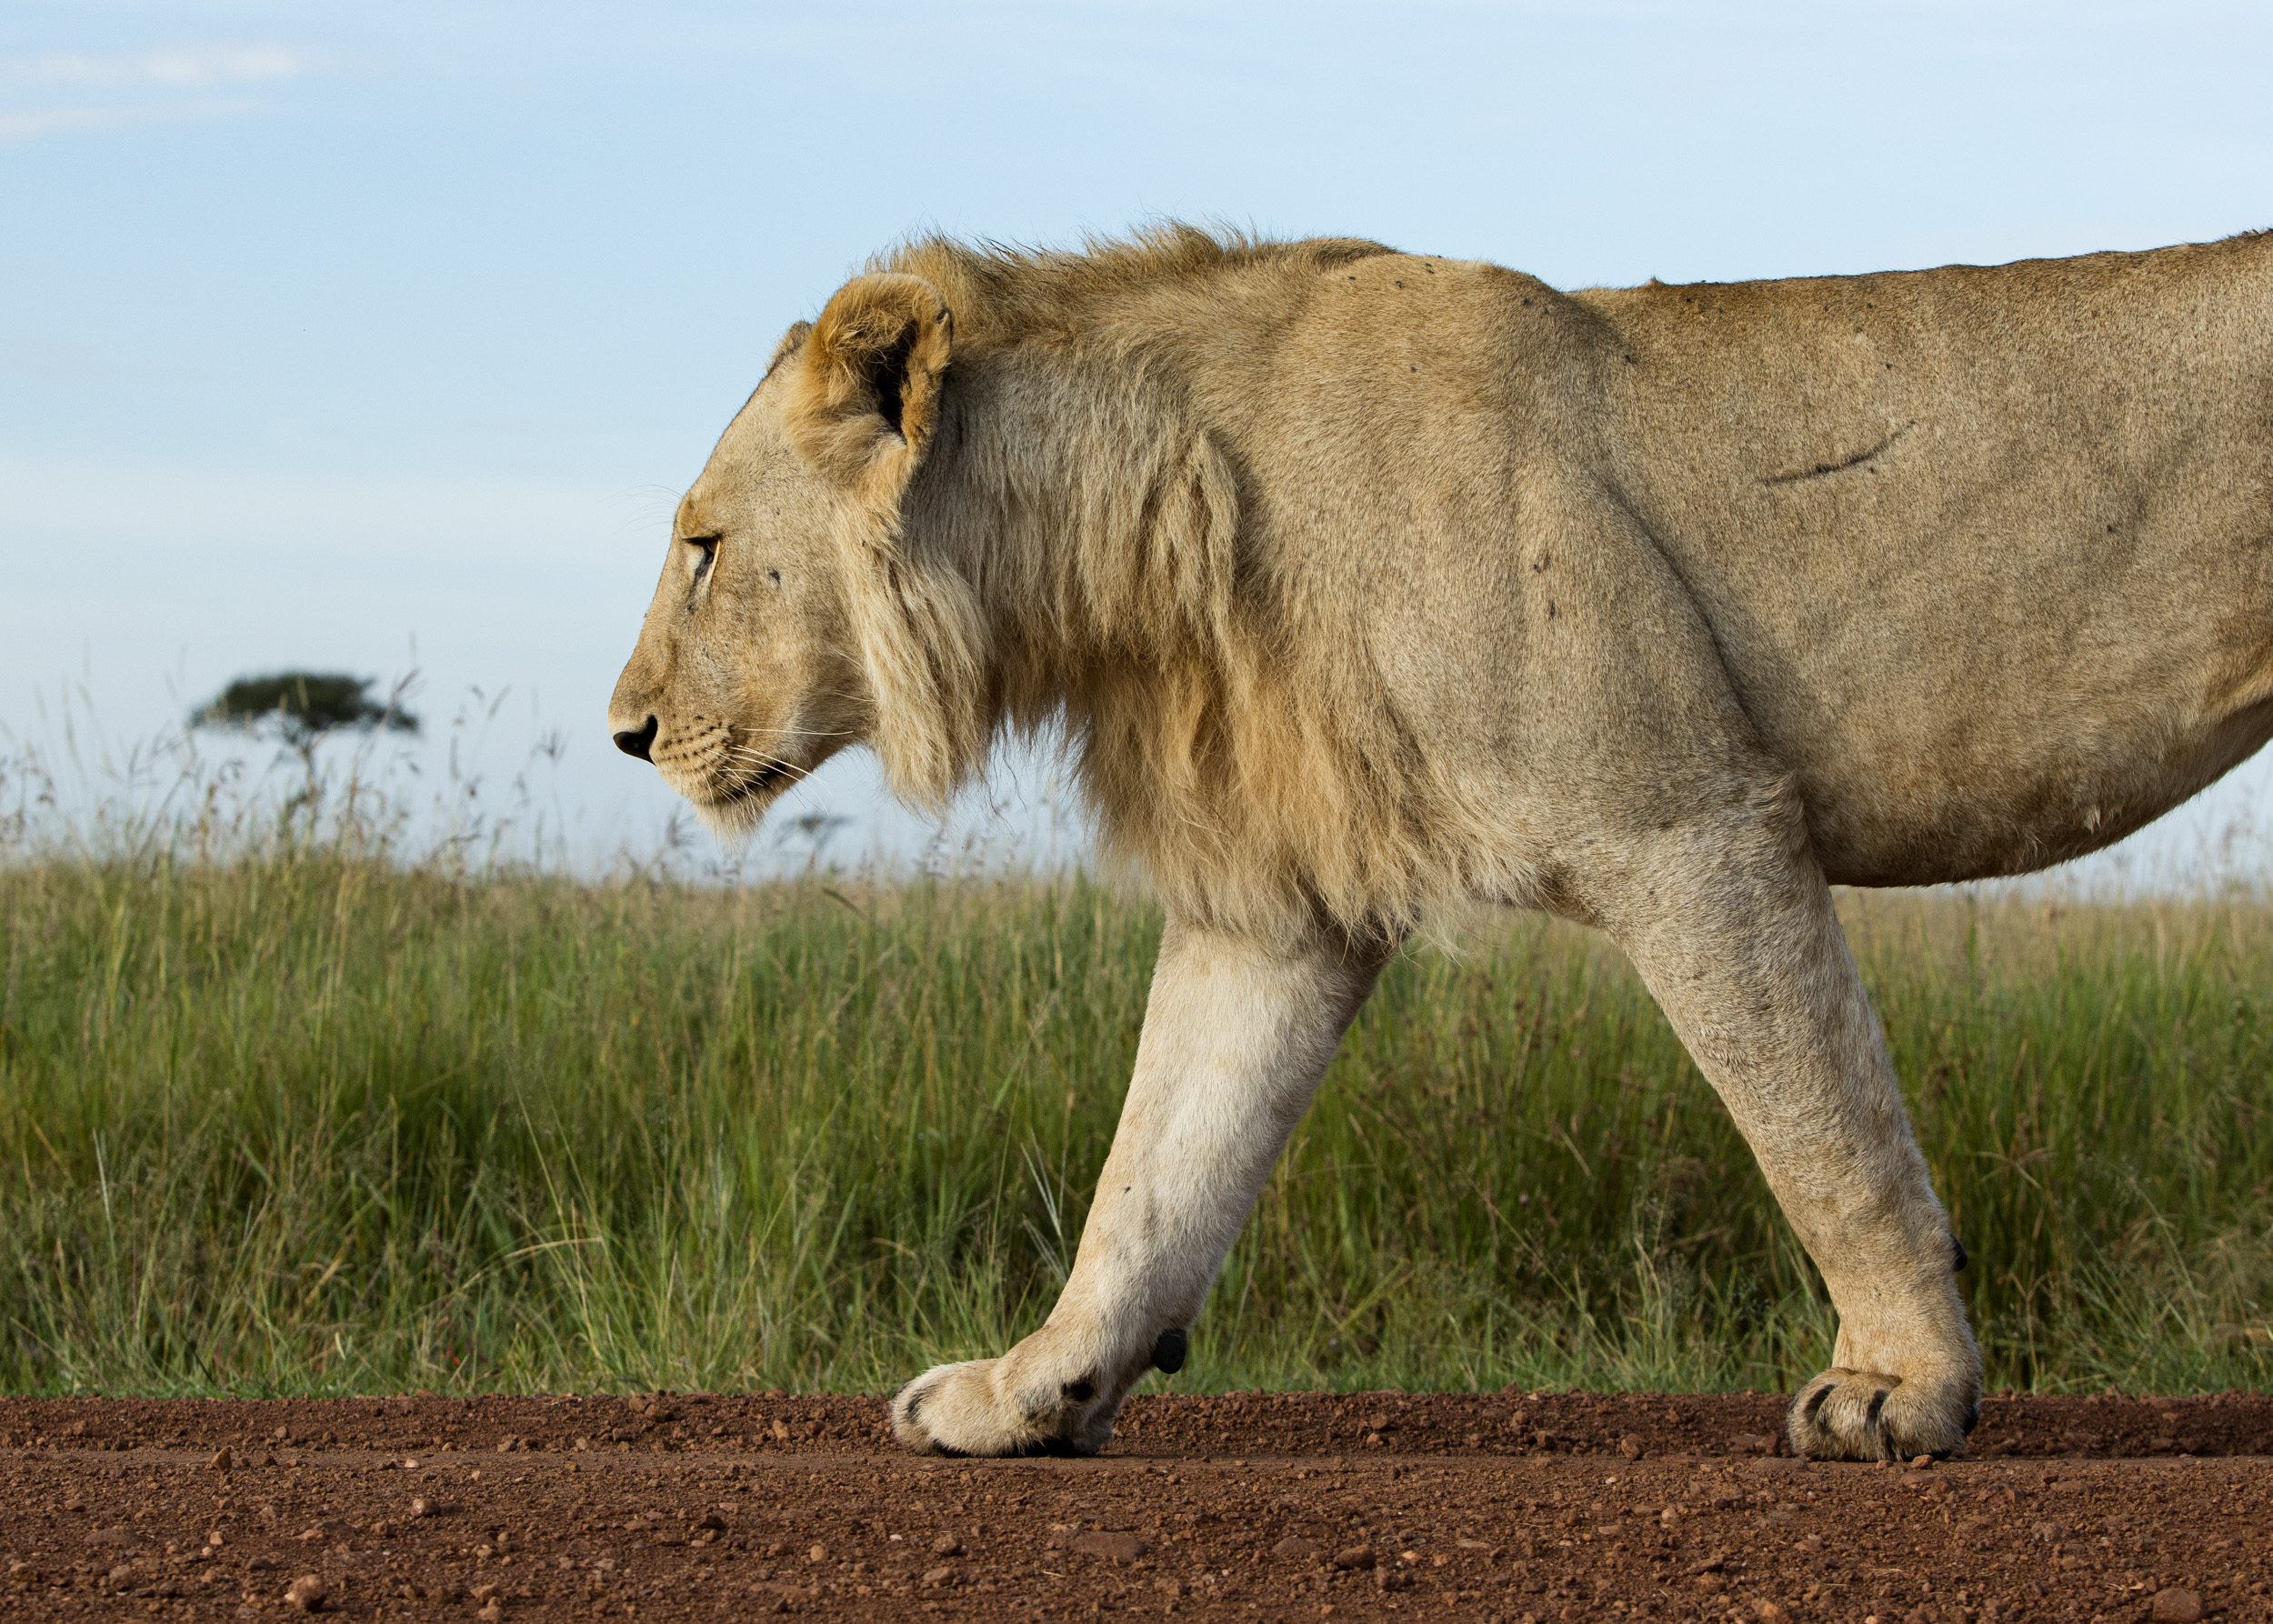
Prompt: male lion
<box><xmin>608</xmin><ymin>226</ymin><xmax>2273</xmax><ymax>1462</ymax></box>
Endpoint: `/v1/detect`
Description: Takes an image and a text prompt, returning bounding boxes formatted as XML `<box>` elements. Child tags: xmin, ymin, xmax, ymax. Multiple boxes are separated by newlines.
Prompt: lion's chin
<box><xmin>687</xmin><ymin>765</ymin><xmax>798</xmax><ymax>840</ymax></box>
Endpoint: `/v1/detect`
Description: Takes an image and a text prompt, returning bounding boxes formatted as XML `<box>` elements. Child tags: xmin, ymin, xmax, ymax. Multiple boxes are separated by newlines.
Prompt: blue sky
<box><xmin>5</xmin><ymin>1</ymin><xmax>2271</xmax><ymax>878</ymax></box>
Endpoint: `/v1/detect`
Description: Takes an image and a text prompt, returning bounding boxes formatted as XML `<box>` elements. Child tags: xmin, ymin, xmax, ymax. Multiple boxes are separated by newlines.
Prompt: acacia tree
<box><xmin>190</xmin><ymin>671</ymin><xmax>420</xmax><ymax>789</ymax></box>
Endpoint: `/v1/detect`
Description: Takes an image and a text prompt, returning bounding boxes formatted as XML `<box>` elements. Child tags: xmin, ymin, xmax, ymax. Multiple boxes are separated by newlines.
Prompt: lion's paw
<box><xmin>890</xmin><ymin>1358</ymin><xmax>1116</xmax><ymax>1459</ymax></box>
<box><xmin>1787</xmin><ymin>1367</ymin><xmax>1979</xmax><ymax>1461</ymax></box>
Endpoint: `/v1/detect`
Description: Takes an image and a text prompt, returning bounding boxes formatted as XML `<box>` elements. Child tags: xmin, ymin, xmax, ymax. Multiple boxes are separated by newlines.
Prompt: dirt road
<box><xmin>3</xmin><ymin>1390</ymin><xmax>2267</xmax><ymax>1621</ymax></box>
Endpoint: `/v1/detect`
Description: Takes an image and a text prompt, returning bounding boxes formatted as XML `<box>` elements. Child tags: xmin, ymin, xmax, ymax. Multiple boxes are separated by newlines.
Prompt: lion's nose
<box><xmin>613</xmin><ymin>716</ymin><xmax>658</xmax><ymax>761</ymax></box>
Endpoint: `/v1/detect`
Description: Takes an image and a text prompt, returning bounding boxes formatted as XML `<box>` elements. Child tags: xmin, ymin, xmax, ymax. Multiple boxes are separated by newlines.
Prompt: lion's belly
<box><xmin>1757</xmin><ymin>604</ymin><xmax>2273</xmax><ymax>887</ymax></box>
<box><xmin>1799</xmin><ymin>707</ymin><xmax>2273</xmax><ymax>887</ymax></box>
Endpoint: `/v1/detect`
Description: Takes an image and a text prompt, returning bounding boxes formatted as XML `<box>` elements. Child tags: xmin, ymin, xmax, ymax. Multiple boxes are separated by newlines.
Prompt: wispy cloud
<box><xmin>0</xmin><ymin>39</ymin><xmax>326</xmax><ymax>145</ymax></box>
<box><xmin>0</xmin><ymin>98</ymin><xmax>260</xmax><ymax>145</ymax></box>
<box><xmin>3</xmin><ymin>41</ymin><xmax>330</xmax><ymax>90</ymax></box>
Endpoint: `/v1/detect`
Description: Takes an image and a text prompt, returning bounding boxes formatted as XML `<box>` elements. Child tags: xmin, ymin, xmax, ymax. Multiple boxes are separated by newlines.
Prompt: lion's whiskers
<box><xmin>717</xmin><ymin>744</ymin><xmax>817</xmax><ymax>790</ymax></box>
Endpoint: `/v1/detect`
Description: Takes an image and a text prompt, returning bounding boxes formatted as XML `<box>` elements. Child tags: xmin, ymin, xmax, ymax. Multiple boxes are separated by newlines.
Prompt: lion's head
<box><xmin>607</xmin><ymin>272</ymin><xmax>985</xmax><ymax>835</ymax></box>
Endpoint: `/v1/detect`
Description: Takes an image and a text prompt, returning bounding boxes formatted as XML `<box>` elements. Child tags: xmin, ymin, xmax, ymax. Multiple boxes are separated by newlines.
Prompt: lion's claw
<box><xmin>1787</xmin><ymin>1368</ymin><xmax>1975</xmax><ymax>1461</ymax></box>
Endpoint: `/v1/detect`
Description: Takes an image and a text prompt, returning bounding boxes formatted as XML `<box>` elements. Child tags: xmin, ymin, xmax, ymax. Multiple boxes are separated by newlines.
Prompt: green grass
<box><xmin>3</xmin><ymin>836</ymin><xmax>2269</xmax><ymax>1400</ymax></box>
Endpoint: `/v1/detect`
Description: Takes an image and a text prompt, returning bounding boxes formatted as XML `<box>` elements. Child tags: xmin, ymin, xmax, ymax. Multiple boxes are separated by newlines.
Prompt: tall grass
<box><xmin>1</xmin><ymin>698</ymin><xmax>2268</xmax><ymax>1397</ymax></box>
<box><xmin>4</xmin><ymin>840</ymin><xmax>2269</xmax><ymax>1399</ymax></box>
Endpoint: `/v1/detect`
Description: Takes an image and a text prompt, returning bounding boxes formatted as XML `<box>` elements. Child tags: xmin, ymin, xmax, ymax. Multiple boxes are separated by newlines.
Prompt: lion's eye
<box><xmin>684</xmin><ymin>535</ymin><xmax>720</xmax><ymax>583</ymax></box>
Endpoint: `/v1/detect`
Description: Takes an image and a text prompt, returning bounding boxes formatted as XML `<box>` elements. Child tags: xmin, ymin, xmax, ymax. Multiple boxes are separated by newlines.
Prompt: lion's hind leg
<box><xmin>1592</xmin><ymin>789</ymin><xmax>1982</xmax><ymax>1462</ymax></box>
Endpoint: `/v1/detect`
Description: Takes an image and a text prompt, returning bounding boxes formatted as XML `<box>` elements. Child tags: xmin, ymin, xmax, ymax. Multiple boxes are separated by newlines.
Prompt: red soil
<box><xmin>3</xmin><ymin>1390</ymin><xmax>2267</xmax><ymax>1621</ymax></box>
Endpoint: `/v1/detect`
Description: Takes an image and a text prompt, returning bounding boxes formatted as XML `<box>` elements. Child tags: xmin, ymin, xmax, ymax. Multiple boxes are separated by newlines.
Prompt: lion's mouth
<box><xmin>727</xmin><ymin>764</ymin><xmax>800</xmax><ymax>805</ymax></box>
<box><xmin>707</xmin><ymin>760</ymin><xmax>797</xmax><ymax>812</ymax></box>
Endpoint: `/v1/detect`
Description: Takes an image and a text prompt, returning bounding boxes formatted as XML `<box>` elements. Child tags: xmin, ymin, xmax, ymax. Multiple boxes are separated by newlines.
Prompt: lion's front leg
<box><xmin>890</xmin><ymin>917</ymin><xmax>1387</xmax><ymax>1458</ymax></box>
<box><xmin>1599</xmin><ymin>803</ymin><xmax>1982</xmax><ymax>1462</ymax></box>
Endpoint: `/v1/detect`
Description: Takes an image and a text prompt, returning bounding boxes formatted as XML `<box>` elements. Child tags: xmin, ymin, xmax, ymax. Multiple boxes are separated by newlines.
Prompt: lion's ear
<box><xmin>763</xmin><ymin>319</ymin><xmax>815</xmax><ymax>378</ymax></box>
<box><xmin>782</xmin><ymin>273</ymin><xmax>953</xmax><ymax>492</ymax></box>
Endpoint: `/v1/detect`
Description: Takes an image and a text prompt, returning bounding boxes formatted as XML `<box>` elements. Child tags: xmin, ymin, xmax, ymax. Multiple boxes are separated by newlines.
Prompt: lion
<box><xmin>608</xmin><ymin>224</ymin><xmax>2273</xmax><ymax>1461</ymax></box>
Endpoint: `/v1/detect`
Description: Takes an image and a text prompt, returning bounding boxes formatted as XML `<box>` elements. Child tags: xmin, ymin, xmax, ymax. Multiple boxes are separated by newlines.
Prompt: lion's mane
<box><xmin>791</xmin><ymin>226</ymin><xmax>1518</xmax><ymax>942</ymax></box>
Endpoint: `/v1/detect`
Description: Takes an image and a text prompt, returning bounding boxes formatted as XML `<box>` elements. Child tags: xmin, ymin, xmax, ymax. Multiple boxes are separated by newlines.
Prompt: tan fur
<box><xmin>611</xmin><ymin>225</ymin><xmax>2273</xmax><ymax>1461</ymax></box>
<box><xmin>851</xmin><ymin>229</ymin><xmax>1522</xmax><ymax>940</ymax></box>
